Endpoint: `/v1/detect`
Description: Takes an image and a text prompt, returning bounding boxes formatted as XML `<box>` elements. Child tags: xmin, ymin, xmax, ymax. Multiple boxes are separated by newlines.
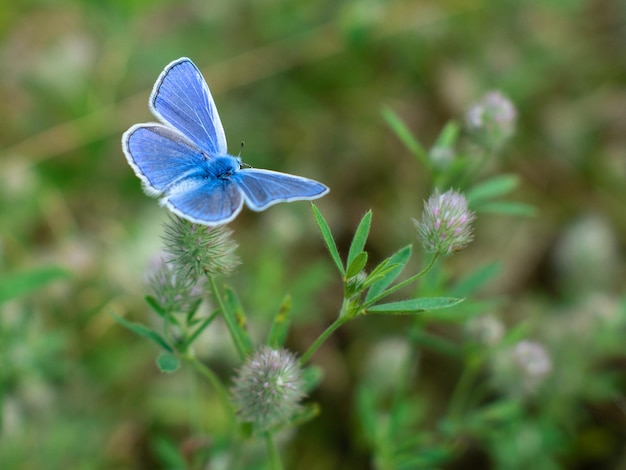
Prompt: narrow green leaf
<box><xmin>467</xmin><ymin>174</ymin><xmax>519</xmax><ymax>203</ymax></box>
<box><xmin>0</xmin><ymin>266</ymin><xmax>69</xmax><ymax>304</ymax></box>
<box><xmin>110</xmin><ymin>313</ymin><xmax>173</xmax><ymax>352</ymax></box>
<box><xmin>434</xmin><ymin>120</ymin><xmax>459</xmax><ymax>148</ymax></box>
<box><xmin>408</xmin><ymin>329</ymin><xmax>461</xmax><ymax>357</ymax></box>
<box><xmin>185</xmin><ymin>297</ymin><xmax>203</xmax><ymax>323</ymax></box>
<box><xmin>151</xmin><ymin>436</ymin><xmax>188</xmax><ymax>469</ymax></box>
<box><xmin>185</xmin><ymin>312</ymin><xmax>219</xmax><ymax>346</ymax></box>
<box><xmin>267</xmin><ymin>295</ymin><xmax>292</xmax><ymax>348</ymax></box>
<box><xmin>356</xmin><ymin>387</ymin><xmax>378</xmax><ymax>445</ymax></box>
<box><xmin>451</xmin><ymin>262</ymin><xmax>501</xmax><ymax>297</ymax></box>
<box><xmin>365</xmin><ymin>245</ymin><xmax>412</xmax><ymax>302</ymax></box>
<box><xmin>367</xmin><ymin>297</ymin><xmax>463</xmax><ymax>315</ymax></box>
<box><xmin>475</xmin><ymin>201</ymin><xmax>537</xmax><ymax>217</ymax></box>
<box><xmin>156</xmin><ymin>352</ymin><xmax>180</xmax><ymax>373</ymax></box>
<box><xmin>361</xmin><ymin>262</ymin><xmax>402</xmax><ymax>290</ymax></box>
<box><xmin>346</xmin><ymin>252</ymin><xmax>368</xmax><ymax>279</ymax></box>
<box><xmin>222</xmin><ymin>286</ymin><xmax>253</xmax><ymax>355</ymax></box>
<box><xmin>144</xmin><ymin>295</ymin><xmax>167</xmax><ymax>318</ymax></box>
<box><xmin>347</xmin><ymin>210</ymin><xmax>372</xmax><ymax>269</ymax></box>
<box><xmin>301</xmin><ymin>365</ymin><xmax>324</xmax><ymax>393</ymax></box>
<box><xmin>312</xmin><ymin>204</ymin><xmax>345</xmax><ymax>275</ymax></box>
<box><xmin>382</xmin><ymin>107</ymin><xmax>429</xmax><ymax>166</ymax></box>
<box><xmin>287</xmin><ymin>403</ymin><xmax>321</xmax><ymax>428</ymax></box>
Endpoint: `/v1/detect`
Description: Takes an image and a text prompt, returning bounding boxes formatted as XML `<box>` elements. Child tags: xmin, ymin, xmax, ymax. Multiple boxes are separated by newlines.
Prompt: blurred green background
<box><xmin>1</xmin><ymin>0</ymin><xmax>625</xmax><ymax>468</ymax></box>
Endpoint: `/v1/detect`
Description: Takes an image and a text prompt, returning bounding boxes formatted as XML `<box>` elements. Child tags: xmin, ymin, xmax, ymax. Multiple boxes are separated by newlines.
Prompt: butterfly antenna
<box><xmin>238</xmin><ymin>141</ymin><xmax>245</xmax><ymax>157</ymax></box>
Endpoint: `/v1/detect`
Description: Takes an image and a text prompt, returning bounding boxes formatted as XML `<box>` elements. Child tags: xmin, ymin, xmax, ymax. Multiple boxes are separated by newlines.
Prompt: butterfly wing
<box><xmin>163</xmin><ymin>178</ymin><xmax>244</xmax><ymax>225</ymax></box>
<box><xmin>150</xmin><ymin>57</ymin><xmax>228</xmax><ymax>155</ymax></box>
<box><xmin>233</xmin><ymin>169</ymin><xmax>329</xmax><ymax>211</ymax></box>
<box><xmin>122</xmin><ymin>123</ymin><xmax>208</xmax><ymax>195</ymax></box>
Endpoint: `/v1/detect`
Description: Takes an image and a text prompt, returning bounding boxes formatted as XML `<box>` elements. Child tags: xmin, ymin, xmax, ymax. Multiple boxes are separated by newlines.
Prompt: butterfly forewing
<box><xmin>123</xmin><ymin>124</ymin><xmax>207</xmax><ymax>194</ymax></box>
<box><xmin>150</xmin><ymin>58</ymin><xmax>228</xmax><ymax>155</ymax></box>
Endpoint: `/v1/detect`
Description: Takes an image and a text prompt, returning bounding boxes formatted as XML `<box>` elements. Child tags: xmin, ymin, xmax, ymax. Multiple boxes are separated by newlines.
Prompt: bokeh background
<box><xmin>1</xmin><ymin>0</ymin><xmax>625</xmax><ymax>468</ymax></box>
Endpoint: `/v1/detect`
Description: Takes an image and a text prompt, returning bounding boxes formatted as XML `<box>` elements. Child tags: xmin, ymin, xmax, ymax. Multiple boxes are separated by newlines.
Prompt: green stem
<box><xmin>182</xmin><ymin>353</ymin><xmax>236</xmax><ymax>429</ymax></box>
<box><xmin>300</xmin><ymin>316</ymin><xmax>347</xmax><ymax>365</ymax></box>
<box><xmin>207</xmin><ymin>275</ymin><xmax>247</xmax><ymax>361</ymax></box>
<box><xmin>365</xmin><ymin>253</ymin><xmax>439</xmax><ymax>307</ymax></box>
<box><xmin>446</xmin><ymin>355</ymin><xmax>482</xmax><ymax>421</ymax></box>
<box><xmin>265</xmin><ymin>431</ymin><xmax>283</xmax><ymax>470</ymax></box>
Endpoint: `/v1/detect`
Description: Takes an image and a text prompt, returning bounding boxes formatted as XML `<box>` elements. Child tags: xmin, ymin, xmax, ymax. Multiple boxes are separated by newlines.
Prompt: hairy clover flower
<box><xmin>231</xmin><ymin>346</ymin><xmax>305</xmax><ymax>431</ymax></box>
<box><xmin>414</xmin><ymin>189</ymin><xmax>476</xmax><ymax>256</ymax></box>
<box><xmin>148</xmin><ymin>256</ymin><xmax>204</xmax><ymax>314</ymax></box>
<box><xmin>162</xmin><ymin>215</ymin><xmax>240</xmax><ymax>280</ymax></box>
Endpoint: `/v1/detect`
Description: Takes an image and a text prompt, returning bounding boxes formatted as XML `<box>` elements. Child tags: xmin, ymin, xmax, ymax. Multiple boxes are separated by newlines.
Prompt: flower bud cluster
<box><xmin>414</xmin><ymin>189</ymin><xmax>476</xmax><ymax>256</ymax></box>
<box><xmin>232</xmin><ymin>347</ymin><xmax>305</xmax><ymax>431</ymax></box>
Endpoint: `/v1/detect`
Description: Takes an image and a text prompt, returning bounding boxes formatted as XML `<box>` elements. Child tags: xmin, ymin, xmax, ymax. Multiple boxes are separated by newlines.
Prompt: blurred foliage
<box><xmin>1</xmin><ymin>0</ymin><xmax>625</xmax><ymax>468</ymax></box>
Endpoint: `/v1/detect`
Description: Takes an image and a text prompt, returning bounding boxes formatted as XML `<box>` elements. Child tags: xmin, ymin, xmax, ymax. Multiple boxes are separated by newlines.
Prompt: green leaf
<box><xmin>434</xmin><ymin>120</ymin><xmax>459</xmax><ymax>148</ymax></box>
<box><xmin>408</xmin><ymin>329</ymin><xmax>461</xmax><ymax>357</ymax></box>
<box><xmin>312</xmin><ymin>204</ymin><xmax>345</xmax><ymax>275</ymax></box>
<box><xmin>382</xmin><ymin>107</ymin><xmax>429</xmax><ymax>166</ymax></box>
<box><xmin>367</xmin><ymin>297</ymin><xmax>463</xmax><ymax>315</ymax></box>
<box><xmin>467</xmin><ymin>174</ymin><xmax>520</xmax><ymax>203</ymax></box>
<box><xmin>267</xmin><ymin>295</ymin><xmax>292</xmax><ymax>348</ymax></box>
<box><xmin>365</xmin><ymin>245</ymin><xmax>412</xmax><ymax>303</ymax></box>
<box><xmin>347</xmin><ymin>210</ymin><xmax>372</xmax><ymax>269</ymax></box>
<box><xmin>151</xmin><ymin>435</ymin><xmax>188</xmax><ymax>468</ymax></box>
<box><xmin>288</xmin><ymin>402</ymin><xmax>321</xmax><ymax>428</ymax></box>
<box><xmin>451</xmin><ymin>262</ymin><xmax>501</xmax><ymax>297</ymax></box>
<box><xmin>110</xmin><ymin>313</ymin><xmax>173</xmax><ymax>352</ymax></box>
<box><xmin>185</xmin><ymin>312</ymin><xmax>219</xmax><ymax>347</ymax></box>
<box><xmin>361</xmin><ymin>262</ymin><xmax>402</xmax><ymax>290</ymax></box>
<box><xmin>0</xmin><ymin>266</ymin><xmax>69</xmax><ymax>304</ymax></box>
<box><xmin>144</xmin><ymin>295</ymin><xmax>167</xmax><ymax>318</ymax></box>
<box><xmin>346</xmin><ymin>251</ymin><xmax>368</xmax><ymax>279</ymax></box>
<box><xmin>185</xmin><ymin>297</ymin><xmax>203</xmax><ymax>323</ymax></box>
<box><xmin>301</xmin><ymin>365</ymin><xmax>324</xmax><ymax>393</ymax></box>
<box><xmin>156</xmin><ymin>352</ymin><xmax>180</xmax><ymax>373</ymax></box>
<box><xmin>222</xmin><ymin>286</ymin><xmax>253</xmax><ymax>355</ymax></box>
<box><xmin>476</xmin><ymin>201</ymin><xmax>537</xmax><ymax>217</ymax></box>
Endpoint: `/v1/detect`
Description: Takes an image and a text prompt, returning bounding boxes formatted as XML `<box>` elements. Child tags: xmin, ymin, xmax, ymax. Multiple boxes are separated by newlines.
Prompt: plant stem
<box><xmin>265</xmin><ymin>431</ymin><xmax>283</xmax><ymax>470</ymax></box>
<box><xmin>182</xmin><ymin>353</ymin><xmax>236</xmax><ymax>429</ymax></box>
<box><xmin>300</xmin><ymin>316</ymin><xmax>347</xmax><ymax>365</ymax></box>
<box><xmin>207</xmin><ymin>275</ymin><xmax>247</xmax><ymax>361</ymax></box>
<box><xmin>446</xmin><ymin>355</ymin><xmax>482</xmax><ymax>421</ymax></box>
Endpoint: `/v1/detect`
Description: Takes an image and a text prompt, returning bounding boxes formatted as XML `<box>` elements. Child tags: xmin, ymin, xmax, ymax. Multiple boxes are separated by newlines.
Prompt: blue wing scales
<box><xmin>163</xmin><ymin>178</ymin><xmax>244</xmax><ymax>225</ymax></box>
<box><xmin>233</xmin><ymin>169</ymin><xmax>329</xmax><ymax>211</ymax></box>
<box><xmin>122</xmin><ymin>124</ymin><xmax>207</xmax><ymax>195</ymax></box>
<box><xmin>150</xmin><ymin>58</ymin><xmax>227</xmax><ymax>155</ymax></box>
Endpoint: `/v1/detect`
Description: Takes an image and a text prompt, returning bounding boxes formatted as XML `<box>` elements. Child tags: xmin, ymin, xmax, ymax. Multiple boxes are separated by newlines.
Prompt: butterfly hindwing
<box><xmin>163</xmin><ymin>177</ymin><xmax>244</xmax><ymax>225</ymax></box>
<box><xmin>233</xmin><ymin>169</ymin><xmax>329</xmax><ymax>211</ymax></box>
<box><xmin>150</xmin><ymin>58</ymin><xmax>228</xmax><ymax>155</ymax></box>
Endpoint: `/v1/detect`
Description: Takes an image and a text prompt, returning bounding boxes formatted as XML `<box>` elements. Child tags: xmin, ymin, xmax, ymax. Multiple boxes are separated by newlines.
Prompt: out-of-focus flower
<box><xmin>413</xmin><ymin>189</ymin><xmax>476</xmax><ymax>256</ymax></box>
<box><xmin>465</xmin><ymin>90</ymin><xmax>516</xmax><ymax>150</ymax></box>
<box><xmin>231</xmin><ymin>347</ymin><xmax>305</xmax><ymax>431</ymax></box>
<box><xmin>466</xmin><ymin>314</ymin><xmax>505</xmax><ymax>346</ymax></box>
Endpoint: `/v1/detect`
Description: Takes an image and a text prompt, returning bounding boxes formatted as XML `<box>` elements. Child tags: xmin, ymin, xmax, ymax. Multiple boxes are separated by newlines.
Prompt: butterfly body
<box><xmin>122</xmin><ymin>57</ymin><xmax>328</xmax><ymax>225</ymax></box>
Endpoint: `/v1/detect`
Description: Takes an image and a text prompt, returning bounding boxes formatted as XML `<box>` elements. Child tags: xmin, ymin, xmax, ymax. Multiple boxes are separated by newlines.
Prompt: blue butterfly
<box><xmin>122</xmin><ymin>57</ymin><xmax>329</xmax><ymax>225</ymax></box>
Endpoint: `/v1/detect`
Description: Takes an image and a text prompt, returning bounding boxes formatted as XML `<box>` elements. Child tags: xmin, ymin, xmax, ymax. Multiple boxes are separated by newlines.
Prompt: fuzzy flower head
<box><xmin>162</xmin><ymin>215</ymin><xmax>240</xmax><ymax>280</ymax></box>
<box><xmin>414</xmin><ymin>189</ymin><xmax>476</xmax><ymax>256</ymax></box>
<box><xmin>466</xmin><ymin>90</ymin><xmax>516</xmax><ymax>150</ymax></box>
<box><xmin>148</xmin><ymin>256</ymin><xmax>204</xmax><ymax>314</ymax></box>
<box><xmin>232</xmin><ymin>346</ymin><xmax>305</xmax><ymax>431</ymax></box>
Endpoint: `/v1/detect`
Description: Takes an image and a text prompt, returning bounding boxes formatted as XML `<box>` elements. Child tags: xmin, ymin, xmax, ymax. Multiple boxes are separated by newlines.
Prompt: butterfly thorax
<box><xmin>205</xmin><ymin>155</ymin><xmax>242</xmax><ymax>180</ymax></box>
